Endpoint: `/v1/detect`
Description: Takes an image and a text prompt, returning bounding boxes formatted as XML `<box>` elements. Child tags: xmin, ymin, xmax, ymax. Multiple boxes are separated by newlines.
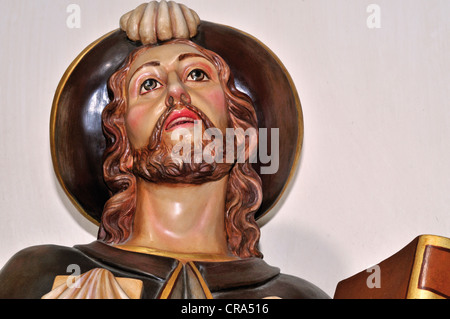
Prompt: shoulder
<box><xmin>269</xmin><ymin>273</ymin><xmax>330</xmax><ymax>299</ymax></box>
<box><xmin>1</xmin><ymin>244</ymin><xmax>86</xmax><ymax>272</ymax></box>
<box><xmin>203</xmin><ymin>257</ymin><xmax>330</xmax><ymax>299</ymax></box>
<box><xmin>0</xmin><ymin>245</ymin><xmax>89</xmax><ymax>298</ymax></box>
<box><xmin>242</xmin><ymin>258</ymin><xmax>330</xmax><ymax>299</ymax></box>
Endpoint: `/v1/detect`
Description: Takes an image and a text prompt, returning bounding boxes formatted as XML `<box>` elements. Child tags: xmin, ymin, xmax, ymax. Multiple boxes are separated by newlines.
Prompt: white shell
<box><xmin>41</xmin><ymin>268</ymin><xmax>130</xmax><ymax>299</ymax></box>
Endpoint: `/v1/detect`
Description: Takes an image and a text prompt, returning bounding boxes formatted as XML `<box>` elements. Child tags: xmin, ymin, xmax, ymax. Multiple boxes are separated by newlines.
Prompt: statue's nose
<box><xmin>165</xmin><ymin>73</ymin><xmax>191</xmax><ymax>108</ymax></box>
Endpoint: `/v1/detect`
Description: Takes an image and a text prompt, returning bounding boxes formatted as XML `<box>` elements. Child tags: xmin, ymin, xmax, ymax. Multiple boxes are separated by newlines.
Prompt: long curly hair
<box><xmin>98</xmin><ymin>39</ymin><xmax>263</xmax><ymax>258</ymax></box>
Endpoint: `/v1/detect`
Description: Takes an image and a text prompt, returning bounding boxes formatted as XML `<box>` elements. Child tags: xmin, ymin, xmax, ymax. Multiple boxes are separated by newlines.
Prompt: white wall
<box><xmin>0</xmin><ymin>0</ymin><xmax>449</xmax><ymax>298</ymax></box>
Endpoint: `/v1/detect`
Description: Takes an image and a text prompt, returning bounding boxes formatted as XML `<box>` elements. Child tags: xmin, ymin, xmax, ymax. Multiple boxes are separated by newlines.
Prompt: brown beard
<box><xmin>132</xmin><ymin>99</ymin><xmax>233</xmax><ymax>185</ymax></box>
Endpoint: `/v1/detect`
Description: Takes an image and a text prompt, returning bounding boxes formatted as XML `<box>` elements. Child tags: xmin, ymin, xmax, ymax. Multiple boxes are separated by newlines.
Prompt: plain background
<box><xmin>0</xmin><ymin>0</ymin><xmax>449</xmax><ymax>298</ymax></box>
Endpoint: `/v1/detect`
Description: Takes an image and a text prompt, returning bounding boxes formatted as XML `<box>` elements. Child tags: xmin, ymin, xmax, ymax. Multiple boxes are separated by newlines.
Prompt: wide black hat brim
<box><xmin>51</xmin><ymin>21</ymin><xmax>303</xmax><ymax>225</ymax></box>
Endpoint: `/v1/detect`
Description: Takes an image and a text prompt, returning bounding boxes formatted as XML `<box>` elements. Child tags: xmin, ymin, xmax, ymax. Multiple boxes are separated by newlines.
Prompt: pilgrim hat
<box><xmin>50</xmin><ymin>21</ymin><xmax>303</xmax><ymax>226</ymax></box>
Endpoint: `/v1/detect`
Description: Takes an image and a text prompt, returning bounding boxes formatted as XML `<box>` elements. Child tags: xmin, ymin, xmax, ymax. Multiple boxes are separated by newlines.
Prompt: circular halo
<box><xmin>50</xmin><ymin>21</ymin><xmax>304</xmax><ymax>226</ymax></box>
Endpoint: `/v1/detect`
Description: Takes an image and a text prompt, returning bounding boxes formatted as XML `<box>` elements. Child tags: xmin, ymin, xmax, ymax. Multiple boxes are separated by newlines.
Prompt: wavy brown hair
<box><xmin>98</xmin><ymin>39</ymin><xmax>263</xmax><ymax>258</ymax></box>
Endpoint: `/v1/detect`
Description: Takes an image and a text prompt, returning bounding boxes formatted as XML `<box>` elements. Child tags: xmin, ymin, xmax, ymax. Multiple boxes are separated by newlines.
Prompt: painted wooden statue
<box><xmin>0</xmin><ymin>1</ymin><xmax>329</xmax><ymax>299</ymax></box>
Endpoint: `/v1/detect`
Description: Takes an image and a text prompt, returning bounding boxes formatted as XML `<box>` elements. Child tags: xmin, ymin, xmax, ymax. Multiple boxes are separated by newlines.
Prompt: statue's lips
<box><xmin>164</xmin><ymin>109</ymin><xmax>201</xmax><ymax>131</ymax></box>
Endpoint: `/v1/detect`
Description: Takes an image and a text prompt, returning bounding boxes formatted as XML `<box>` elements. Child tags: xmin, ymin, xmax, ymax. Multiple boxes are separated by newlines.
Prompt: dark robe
<box><xmin>0</xmin><ymin>241</ymin><xmax>329</xmax><ymax>299</ymax></box>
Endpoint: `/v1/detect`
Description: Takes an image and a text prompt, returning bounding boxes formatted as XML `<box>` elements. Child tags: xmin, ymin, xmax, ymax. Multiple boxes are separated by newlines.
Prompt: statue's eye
<box><xmin>187</xmin><ymin>69</ymin><xmax>209</xmax><ymax>82</ymax></box>
<box><xmin>140</xmin><ymin>79</ymin><xmax>162</xmax><ymax>94</ymax></box>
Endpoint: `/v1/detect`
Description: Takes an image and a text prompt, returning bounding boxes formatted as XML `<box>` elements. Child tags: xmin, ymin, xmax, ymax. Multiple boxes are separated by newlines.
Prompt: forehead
<box><xmin>128</xmin><ymin>43</ymin><xmax>207</xmax><ymax>75</ymax></box>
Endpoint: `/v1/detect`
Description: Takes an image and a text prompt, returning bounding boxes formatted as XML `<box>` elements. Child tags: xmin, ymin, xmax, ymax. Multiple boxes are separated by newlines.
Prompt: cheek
<box><xmin>125</xmin><ymin>103</ymin><xmax>156</xmax><ymax>148</ymax></box>
<box><xmin>126</xmin><ymin>107</ymin><xmax>144</xmax><ymax>130</ymax></box>
<box><xmin>202</xmin><ymin>87</ymin><xmax>228</xmax><ymax>129</ymax></box>
<box><xmin>206</xmin><ymin>88</ymin><xmax>226</xmax><ymax>112</ymax></box>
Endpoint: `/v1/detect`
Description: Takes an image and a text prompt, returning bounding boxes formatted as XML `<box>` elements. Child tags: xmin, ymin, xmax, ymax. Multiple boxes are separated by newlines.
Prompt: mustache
<box><xmin>147</xmin><ymin>100</ymin><xmax>217</xmax><ymax>151</ymax></box>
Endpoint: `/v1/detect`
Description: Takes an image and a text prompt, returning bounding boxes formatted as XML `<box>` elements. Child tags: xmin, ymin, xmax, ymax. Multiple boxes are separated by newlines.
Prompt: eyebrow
<box><xmin>178</xmin><ymin>52</ymin><xmax>207</xmax><ymax>61</ymax></box>
<box><xmin>130</xmin><ymin>61</ymin><xmax>161</xmax><ymax>80</ymax></box>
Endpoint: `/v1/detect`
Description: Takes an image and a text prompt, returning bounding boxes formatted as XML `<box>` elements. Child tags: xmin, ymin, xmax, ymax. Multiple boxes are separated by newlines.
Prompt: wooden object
<box><xmin>334</xmin><ymin>235</ymin><xmax>450</xmax><ymax>299</ymax></box>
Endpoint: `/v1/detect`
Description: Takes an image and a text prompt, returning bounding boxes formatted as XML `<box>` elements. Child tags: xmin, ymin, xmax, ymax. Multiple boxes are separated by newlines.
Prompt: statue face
<box><xmin>124</xmin><ymin>43</ymin><xmax>229</xmax><ymax>150</ymax></box>
<box><xmin>100</xmin><ymin>40</ymin><xmax>263</xmax><ymax>254</ymax></box>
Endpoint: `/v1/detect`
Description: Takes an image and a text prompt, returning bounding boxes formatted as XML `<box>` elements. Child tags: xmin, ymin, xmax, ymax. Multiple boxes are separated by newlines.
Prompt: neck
<box><xmin>123</xmin><ymin>176</ymin><xmax>233</xmax><ymax>259</ymax></box>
